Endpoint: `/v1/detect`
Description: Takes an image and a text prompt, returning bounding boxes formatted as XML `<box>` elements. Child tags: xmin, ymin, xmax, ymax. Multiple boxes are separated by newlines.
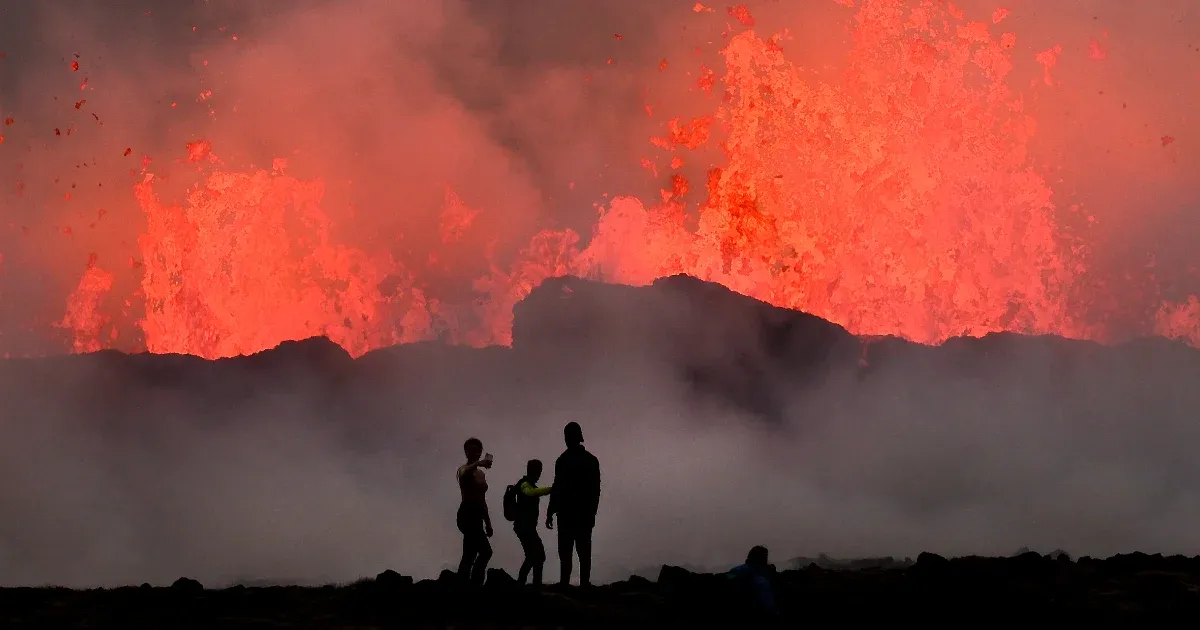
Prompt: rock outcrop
<box><xmin>4</xmin><ymin>552</ymin><xmax>1199</xmax><ymax>627</ymax></box>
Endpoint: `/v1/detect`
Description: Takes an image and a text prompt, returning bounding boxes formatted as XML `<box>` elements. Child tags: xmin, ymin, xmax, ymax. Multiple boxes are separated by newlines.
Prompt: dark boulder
<box><xmin>374</xmin><ymin>569</ymin><xmax>413</xmax><ymax>590</ymax></box>
<box><xmin>170</xmin><ymin>577</ymin><xmax>203</xmax><ymax>593</ymax></box>
<box><xmin>909</xmin><ymin>552</ymin><xmax>951</xmax><ymax>581</ymax></box>
<box><xmin>484</xmin><ymin>568</ymin><xmax>516</xmax><ymax>589</ymax></box>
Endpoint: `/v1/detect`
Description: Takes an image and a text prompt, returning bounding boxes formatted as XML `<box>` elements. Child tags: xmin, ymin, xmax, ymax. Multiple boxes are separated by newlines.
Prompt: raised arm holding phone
<box><xmin>456</xmin><ymin>438</ymin><xmax>494</xmax><ymax>585</ymax></box>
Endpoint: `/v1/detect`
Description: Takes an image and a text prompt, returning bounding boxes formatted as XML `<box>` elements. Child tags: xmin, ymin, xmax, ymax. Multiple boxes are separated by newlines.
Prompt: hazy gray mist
<box><xmin>2</xmin><ymin>284</ymin><xmax>1200</xmax><ymax>588</ymax></box>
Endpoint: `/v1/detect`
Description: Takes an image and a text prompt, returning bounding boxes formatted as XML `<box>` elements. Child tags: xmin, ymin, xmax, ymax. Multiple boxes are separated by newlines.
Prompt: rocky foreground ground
<box><xmin>3</xmin><ymin>551</ymin><xmax>1199</xmax><ymax>628</ymax></box>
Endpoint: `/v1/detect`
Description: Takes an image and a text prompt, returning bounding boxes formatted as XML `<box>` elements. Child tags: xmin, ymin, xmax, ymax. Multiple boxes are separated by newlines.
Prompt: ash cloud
<box><xmin>0</xmin><ymin>0</ymin><xmax>1198</xmax><ymax>589</ymax></box>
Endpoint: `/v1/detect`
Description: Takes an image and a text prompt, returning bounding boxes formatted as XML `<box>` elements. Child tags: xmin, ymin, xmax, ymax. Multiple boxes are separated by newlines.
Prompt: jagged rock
<box><xmin>787</xmin><ymin>553</ymin><xmax>913</xmax><ymax>571</ymax></box>
<box><xmin>916</xmin><ymin>551</ymin><xmax>949</xmax><ymax>566</ymax></box>
<box><xmin>1014</xmin><ymin>550</ymin><xmax>1048</xmax><ymax>564</ymax></box>
<box><xmin>910</xmin><ymin>552</ymin><xmax>951</xmax><ymax>580</ymax></box>
<box><xmin>374</xmin><ymin>569</ymin><xmax>413</xmax><ymax>589</ymax></box>
<box><xmin>512</xmin><ymin>274</ymin><xmax>861</xmax><ymax>421</ymax></box>
<box><xmin>484</xmin><ymin>568</ymin><xmax>515</xmax><ymax>588</ymax></box>
<box><xmin>3</xmin><ymin>552</ymin><xmax>1200</xmax><ymax>624</ymax></box>
<box><xmin>1011</xmin><ymin>550</ymin><xmax>1057</xmax><ymax>580</ymax></box>
<box><xmin>656</xmin><ymin>564</ymin><xmax>696</xmax><ymax>594</ymax></box>
<box><xmin>615</xmin><ymin>574</ymin><xmax>654</xmax><ymax>592</ymax></box>
<box><xmin>170</xmin><ymin>577</ymin><xmax>203</xmax><ymax>593</ymax></box>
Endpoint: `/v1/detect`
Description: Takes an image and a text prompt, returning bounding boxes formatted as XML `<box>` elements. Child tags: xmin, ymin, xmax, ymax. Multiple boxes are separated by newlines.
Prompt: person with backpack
<box><xmin>502</xmin><ymin>459</ymin><xmax>553</xmax><ymax>585</ymax></box>
<box><xmin>546</xmin><ymin>422</ymin><xmax>601</xmax><ymax>587</ymax></box>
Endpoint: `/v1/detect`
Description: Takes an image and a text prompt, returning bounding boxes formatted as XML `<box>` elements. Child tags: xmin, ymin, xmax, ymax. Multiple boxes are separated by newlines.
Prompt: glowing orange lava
<box><xmin>585</xmin><ymin>0</ymin><xmax>1090</xmax><ymax>344</ymax></box>
<box><xmin>132</xmin><ymin>167</ymin><xmax>400</xmax><ymax>358</ymax></box>
<box><xmin>57</xmin><ymin>0</ymin><xmax>1200</xmax><ymax>357</ymax></box>
<box><xmin>58</xmin><ymin>254</ymin><xmax>115</xmax><ymax>353</ymax></box>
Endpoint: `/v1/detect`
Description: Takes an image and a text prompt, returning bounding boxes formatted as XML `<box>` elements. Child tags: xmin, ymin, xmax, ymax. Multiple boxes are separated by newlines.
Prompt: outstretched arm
<box><xmin>520</xmin><ymin>482</ymin><xmax>552</xmax><ymax>497</ymax></box>
<box><xmin>457</xmin><ymin>460</ymin><xmax>481</xmax><ymax>479</ymax></box>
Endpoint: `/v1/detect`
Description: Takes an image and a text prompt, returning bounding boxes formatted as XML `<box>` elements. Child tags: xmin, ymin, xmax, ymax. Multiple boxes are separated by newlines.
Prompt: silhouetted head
<box><xmin>526</xmin><ymin>459</ymin><xmax>543</xmax><ymax>483</ymax></box>
<box><xmin>746</xmin><ymin>546</ymin><xmax>769</xmax><ymax>567</ymax></box>
<box><xmin>564</xmin><ymin>422</ymin><xmax>584</xmax><ymax>447</ymax></box>
<box><xmin>463</xmin><ymin>437</ymin><xmax>483</xmax><ymax>463</ymax></box>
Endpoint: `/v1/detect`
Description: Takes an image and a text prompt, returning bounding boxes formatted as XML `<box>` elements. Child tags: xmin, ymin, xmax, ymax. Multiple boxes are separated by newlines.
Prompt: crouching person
<box><xmin>726</xmin><ymin>545</ymin><xmax>778</xmax><ymax>618</ymax></box>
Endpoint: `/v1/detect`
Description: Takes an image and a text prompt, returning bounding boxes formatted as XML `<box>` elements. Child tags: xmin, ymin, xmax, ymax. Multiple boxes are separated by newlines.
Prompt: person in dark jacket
<box><xmin>514</xmin><ymin>459</ymin><xmax>553</xmax><ymax>585</ymax></box>
<box><xmin>545</xmin><ymin>422</ymin><xmax>601</xmax><ymax>587</ymax></box>
<box><xmin>725</xmin><ymin>545</ymin><xmax>777</xmax><ymax>616</ymax></box>
<box><xmin>455</xmin><ymin>437</ymin><xmax>493</xmax><ymax>586</ymax></box>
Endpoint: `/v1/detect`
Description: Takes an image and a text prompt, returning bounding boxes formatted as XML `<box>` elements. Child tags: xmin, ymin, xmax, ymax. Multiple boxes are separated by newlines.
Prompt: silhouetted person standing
<box><xmin>514</xmin><ymin>459</ymin><xmax>552</xmax><ymax>585</ymax></box>
<box><xmin>546</xmin><ymin>422</ymin><xmax>601</xmax><ymax>587</ymax></box>
<box><xmin>456</xmin><ymin>437</ymin><xmax>494</xmax><ymax>585</ymax></box>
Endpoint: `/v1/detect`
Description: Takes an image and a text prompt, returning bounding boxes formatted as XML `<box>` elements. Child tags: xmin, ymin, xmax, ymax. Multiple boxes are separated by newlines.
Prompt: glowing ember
<box><xmin>185</xmin><ymin>139</ymin><xmax>213</xmax><ymax>163</ymax></box>
<box><xmin>1156</xmin><ymin>297</ymin><xmax>1200</xmax><ymax>346</ymax></box>
<box><xmin>58</xmin><ymin>255</ymin><xmax>115</xmax><ymax>353</ymax></box>
<box><xmin>1036</xmin><ymin>44</ymin><xmax>1063</xmax><ymax>86</ymax></box>
<box><xmin>728</xmin><ymin>5</ymin><xmax>756</xmax><ymax>27</ymax></box>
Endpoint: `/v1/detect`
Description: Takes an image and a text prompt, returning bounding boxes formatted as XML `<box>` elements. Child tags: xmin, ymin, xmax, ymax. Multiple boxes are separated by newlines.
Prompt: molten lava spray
<box><xmin>587</xmin><ymin>4</ymin><xmax>1085</xmax><ymax>343</ymax></box>
<box><xmin>30</xmin><ymin>0</ymin><xmax>1200</xmax><ymax>357</ymax></box>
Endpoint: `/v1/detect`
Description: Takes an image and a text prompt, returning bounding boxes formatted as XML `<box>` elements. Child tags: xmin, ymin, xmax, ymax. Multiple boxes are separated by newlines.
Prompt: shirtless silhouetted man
<box><xmin>546</xmin><ymin>422</ymin><xmax>601</xmax><ymax>586</ymax></box>
<box><xmin>456</xmin><ymin>437</ymin><xmax>493</xmax><ymax>585</ymax></box>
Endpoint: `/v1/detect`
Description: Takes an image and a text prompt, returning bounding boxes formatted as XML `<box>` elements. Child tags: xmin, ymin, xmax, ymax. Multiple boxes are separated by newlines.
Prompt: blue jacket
<box><xmin>726</xmin><ymin>563</ymin><xmax>776</xmax><ymax>613</ymax></box>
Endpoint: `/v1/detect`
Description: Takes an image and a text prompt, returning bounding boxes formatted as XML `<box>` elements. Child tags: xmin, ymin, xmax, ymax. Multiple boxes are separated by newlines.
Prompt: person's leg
<box><xmin>472</xmin><ymin>531</ymin><xmax>493</xmax><ymax>586</ymax></box>
<box><xmin>530</xmin><ymin>529</ymin><xmax>546</xmax><ymax>586</ymax></box>
<box><xmin>577</xmin><ymin>526</ymin><xmax>593</xmax><ymax>586</ymax></box>
<box><xmin>458</xmin><ymin>536</ymin><xmax>475</xmax><ymax>577</ymax></box>
<box><xmin>516</xmin><ymin>527</ymin><xmax>535</xmax><ymax>584</ymax></box>
<box><xmin>456</xmin><ymin>512</ymin><xmax>476</xmax><ymax>578</ymax></box>
<box><xmin>557</xmin><ymin>525</ymin><xmax>575</xmax><ymax>585</ymax></box>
